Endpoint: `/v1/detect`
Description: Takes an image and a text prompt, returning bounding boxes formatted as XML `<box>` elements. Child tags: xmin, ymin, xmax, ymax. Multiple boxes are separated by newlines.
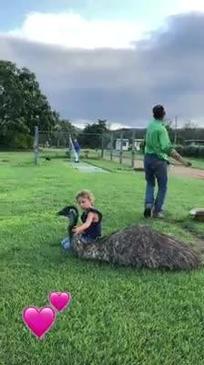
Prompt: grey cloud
<box><xmin>0</xmin><ymin>13</ymin><xmax>204</xmax><ymax>127</ymax></box>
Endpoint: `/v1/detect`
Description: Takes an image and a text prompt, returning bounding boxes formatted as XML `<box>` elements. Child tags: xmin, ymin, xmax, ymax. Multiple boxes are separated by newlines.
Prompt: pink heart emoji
<box><xmin>22</xmin><ymin>306</ymin><xmax>56</xmax><ymax>340</ymax></box>
<box><xmin>49</xmin><ymin>292</ymin><xmax>72</xmax><ymax>312</ymax></box>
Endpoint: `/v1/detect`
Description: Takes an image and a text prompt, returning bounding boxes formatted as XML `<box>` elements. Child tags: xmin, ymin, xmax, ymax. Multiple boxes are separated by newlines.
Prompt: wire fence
<box><xmin>33</xmin><ymin>127</ymin><xmax>144</xmax><ymax>167</ymax></box>
<box><xmin>101</xmin><ymin>130</ymin><xmax>144</xmax><ymax>168</ymax></box>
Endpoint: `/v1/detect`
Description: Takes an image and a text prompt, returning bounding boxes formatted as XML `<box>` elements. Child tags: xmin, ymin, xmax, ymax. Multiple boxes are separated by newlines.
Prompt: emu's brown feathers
<box><xmin>72</xmin><ymin>225</ymin><xmax>201</xmax><ymax>271</ymax></box>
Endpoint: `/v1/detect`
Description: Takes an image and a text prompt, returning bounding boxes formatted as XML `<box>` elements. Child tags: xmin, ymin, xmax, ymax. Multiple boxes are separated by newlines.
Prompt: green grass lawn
<box><xmin>1</xmin><ymin>152</ymin><xmax>204</xmax><ymax>365</ymax></box>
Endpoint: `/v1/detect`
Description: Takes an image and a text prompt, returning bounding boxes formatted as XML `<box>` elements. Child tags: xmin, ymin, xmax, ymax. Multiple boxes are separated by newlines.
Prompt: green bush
<box><xmin>0</xmin><ymin>133</ymin><xmax>33</xmax><ymax>149</ymax></box>
<box><xmin>14</xmin><ymin>134</ymin><xmax>33</xmax><ymax>149</ymax></box>
<box><xmin>175</xmin><ymin>145</ymin><xmax>204</xmax><ymax>158</ymax></box>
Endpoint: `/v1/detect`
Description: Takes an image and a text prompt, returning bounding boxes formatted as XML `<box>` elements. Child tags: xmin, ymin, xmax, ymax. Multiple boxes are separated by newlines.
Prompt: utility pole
<box><xmin>119</xmin><ymin>131</ymin><xmax>123</xmax><ymax>164</ymax></box>
<box><xmin>110</xmin><ymin>132</ymin><xmax>113</xmax><ymax>161</ymax></box>
<box><xmin>174</xmin><ymin>115</ymin><xmax>178</xmax><ymax>145</ymax></box>
<box><xmin>131</xmin><ymin>129</ymin><xmax>136</xmax><ymax>168</ymax></box>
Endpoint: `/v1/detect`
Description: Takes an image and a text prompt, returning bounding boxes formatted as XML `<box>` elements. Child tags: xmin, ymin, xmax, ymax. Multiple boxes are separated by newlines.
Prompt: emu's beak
<box><xmin>57</xmin><ymin>209</ymin><xmax>65</xmax><ymax>216</ymax></box>
<box><xmin>57</xmin><ymin>207</ymin><xmax>71</xmax><ymax>217</ymax></box>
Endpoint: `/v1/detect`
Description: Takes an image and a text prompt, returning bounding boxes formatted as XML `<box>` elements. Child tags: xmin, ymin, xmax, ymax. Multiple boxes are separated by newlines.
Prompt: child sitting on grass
<box><xmin>61</xmin><ymin>190</ymin><xmax>103</xmax><ymax>250</ymax></box>
<box><xmin>73</xmin><ymin>190</ymin><xmax>103</xmax><ymax>242</ymax></box>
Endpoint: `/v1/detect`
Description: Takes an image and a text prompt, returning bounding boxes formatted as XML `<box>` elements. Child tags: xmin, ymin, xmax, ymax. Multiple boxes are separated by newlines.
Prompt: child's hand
<box><xmin>72</xmin><ymin>226</ymin><xmax>82</xmax><ymax>235</ymax></box>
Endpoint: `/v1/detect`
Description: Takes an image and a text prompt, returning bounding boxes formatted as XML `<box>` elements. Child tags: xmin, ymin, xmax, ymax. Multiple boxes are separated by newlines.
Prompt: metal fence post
<box><xmin>34</xmin><ymin>126</ymin><xmax>39</xmax><ymax>165</ymax></box>
<box><xmin>110</xmin><ymin>132</ymin><xmax>113</xmax><ymax>161</ymax></box>
<box><xmin>119</xmin><ymin>131</ymin><xmax>123</xmax><ymax>164</ymax></box>
<box><xmin>131</xmin><ymin>129</ymin><xmax>136</xmax><ymax>168</ymax></box>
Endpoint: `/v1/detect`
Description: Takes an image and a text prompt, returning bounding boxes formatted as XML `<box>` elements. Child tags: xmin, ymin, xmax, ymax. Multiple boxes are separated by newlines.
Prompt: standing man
<box><xmin>144</xmin><ymin>105</ymin><xmax>191</xmax><ymax>219</ymax></box>
<box><xmin>73</xmin><ymin>138</ymin><xmax>80</xmax><ymax>163</ymax></box>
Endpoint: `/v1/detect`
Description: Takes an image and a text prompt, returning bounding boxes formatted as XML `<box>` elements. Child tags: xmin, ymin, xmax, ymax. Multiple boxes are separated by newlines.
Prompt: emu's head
<box><xmin>57</xmin><ymin>205</ymin><xmax>79</xmax><ymax>227</ymax></box>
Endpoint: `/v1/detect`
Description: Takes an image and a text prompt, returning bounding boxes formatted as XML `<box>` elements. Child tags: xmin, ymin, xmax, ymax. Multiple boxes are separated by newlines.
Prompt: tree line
<box><xmin>1</xmin><ymin>60</ymin><xmax>204</xmax><ymax>150</ymax></box>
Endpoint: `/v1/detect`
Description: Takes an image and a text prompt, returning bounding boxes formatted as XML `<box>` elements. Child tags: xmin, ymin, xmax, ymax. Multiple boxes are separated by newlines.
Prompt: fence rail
<box><xmin>33</xmin><ymin>127</ymin><xmax>144</xmax><ymax>167</ymax></box>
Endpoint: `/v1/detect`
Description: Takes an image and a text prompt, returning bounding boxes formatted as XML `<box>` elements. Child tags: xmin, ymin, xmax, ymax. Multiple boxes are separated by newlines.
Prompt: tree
<box><xmin>165</xmin><ymin>119</ymin><xmax>174</xmax><ymax>143</ymax></box>
<box><xmin>177</xmin><ymin>121</ymin><xmax>198</xmax><ymax>143</ymax></box>
<box><xmin>54</xmin><ymin>119</ymin><xmax>76</xmax><ymax>135</ymax></box>
<box><xmin>0</xmin><ymin>61</ymin><xmax>58</xmax><ymax>148</ymax></box>
<box><xmin>78</xmin><ymin>119</ymin><xmax>109</xmax><ymax>148</ymax></box>
<box><xmin>51</xmin><ymin>119</ymin><xmax>78</xmax><ymax>148</ymax></box>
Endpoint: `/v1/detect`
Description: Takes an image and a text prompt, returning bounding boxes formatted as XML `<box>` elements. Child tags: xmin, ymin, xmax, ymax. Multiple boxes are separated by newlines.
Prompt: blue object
<box><xmin>73</xmin><ymin>141</ymin><xmax>80</xmax><ymax>152</ymax></box>
<box><xmin>61</xmin><ymin>237</ymin><xmax>71</xmax><ymax>250</ymax></box>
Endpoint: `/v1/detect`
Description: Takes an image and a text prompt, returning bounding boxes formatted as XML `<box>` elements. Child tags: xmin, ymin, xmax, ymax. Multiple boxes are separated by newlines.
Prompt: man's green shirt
<box><xmin>145</xmin><ymin>119</ymin><xmax>173</xmax><ymax>161</ymax></box>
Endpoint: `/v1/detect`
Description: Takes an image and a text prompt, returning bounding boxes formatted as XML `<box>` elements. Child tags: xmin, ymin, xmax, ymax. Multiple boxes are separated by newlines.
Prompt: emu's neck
<box><xmin>68</xmin><ymin>211</ymin><xmax>79</xmax><ymax>240</ymax></box>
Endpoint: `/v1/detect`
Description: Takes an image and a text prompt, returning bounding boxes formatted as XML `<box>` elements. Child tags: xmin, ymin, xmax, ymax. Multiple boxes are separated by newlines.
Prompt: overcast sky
<box><xmin>0</xmin><ymin>0</ymin><xmax>204</xmax><ymax>128</ymax></box>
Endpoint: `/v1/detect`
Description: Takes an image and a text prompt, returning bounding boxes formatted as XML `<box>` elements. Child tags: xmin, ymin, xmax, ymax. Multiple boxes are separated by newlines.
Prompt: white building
<box><xmin>115</xmin><ymin>139</ymin><xmax>129</xmax><ymax>151</ymax></box>
<box><xmin>134</xmin><ymin>139</ymin><xmax>144</xmax><ymax>151</ymax></box>
<box><xmin>114</xmin><ymin>138</ymin><xmax>144</xmax><ymax>151</ymax></box>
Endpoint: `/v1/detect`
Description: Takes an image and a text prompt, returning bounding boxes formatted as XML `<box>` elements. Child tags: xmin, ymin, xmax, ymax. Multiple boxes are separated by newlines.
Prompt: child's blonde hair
<box><xmin>75</xmin><ymin>190</ymin><xmax>95</xmax><ymax>204</ymax></box>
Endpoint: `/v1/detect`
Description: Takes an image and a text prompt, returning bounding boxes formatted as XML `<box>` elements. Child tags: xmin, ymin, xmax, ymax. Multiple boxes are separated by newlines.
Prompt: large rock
<box><xmin>72</xmin><ymin>225</ymin><xmax>201</xmax><ymax>270</ymax></box>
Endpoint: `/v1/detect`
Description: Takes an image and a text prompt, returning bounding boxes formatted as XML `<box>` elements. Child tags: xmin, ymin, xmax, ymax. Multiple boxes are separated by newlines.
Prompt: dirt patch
<box><xmin>104</xmin><ymin>155</ymin><xmax>204</xmax><ymax>179</ymax></box>
<box><xmin>70</xmin><ymin>162</ymin><xmax>109</xmax><ymax>173</ymax></box>
<box><xmin>169</xmin><ymin>165</ymin><xmax>204</xmax><ymax>179</ymax></box>
<box><xmin>132</xmin><ymin>158</ymin><xmax>204</xmax><ymax>180</ymax></box>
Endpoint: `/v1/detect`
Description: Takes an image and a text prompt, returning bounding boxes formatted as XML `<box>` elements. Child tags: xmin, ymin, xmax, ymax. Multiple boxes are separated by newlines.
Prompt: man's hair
<box><xmin>152</xmin><ymin>105</ymin><xmax>166</xmax><ymax>120</ymax></box>
<box><xmin>75</xmin><ymin>190</ymin><xmax>95</xmax><ymax>204</ymax></box>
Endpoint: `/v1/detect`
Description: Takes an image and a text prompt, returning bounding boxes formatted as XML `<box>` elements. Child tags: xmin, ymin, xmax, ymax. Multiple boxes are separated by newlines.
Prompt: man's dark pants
<box><xmin>144</xmin><ymin>154</ymin><xmax>168</xmax><ymax>213</ymax></box>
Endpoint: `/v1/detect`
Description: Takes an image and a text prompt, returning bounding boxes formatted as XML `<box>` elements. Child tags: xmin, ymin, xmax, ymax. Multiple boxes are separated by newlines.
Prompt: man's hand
<box><xmin>170</xmin><ymin>149</ymin><xmax>192</xmax><ymax>167</ymax></box>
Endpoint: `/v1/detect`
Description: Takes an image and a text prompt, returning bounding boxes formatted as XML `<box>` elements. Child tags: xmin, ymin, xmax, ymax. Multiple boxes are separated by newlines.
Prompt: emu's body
<box><xmin>72</xmin><ymin>225</ymin><xmax>200</xmax><ymax>270</ymax></box>
<box><xmin>58</xmin><ymin>206</ymin><xmax>201</xmax><ymax>270</ymax></box>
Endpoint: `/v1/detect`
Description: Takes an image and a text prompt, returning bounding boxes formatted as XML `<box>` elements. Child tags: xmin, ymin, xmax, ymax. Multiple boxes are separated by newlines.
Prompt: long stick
<box><xmin>69</xmin><ymin>135</ymin><xmax>78</xmax><ymax>162</ymax></box>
